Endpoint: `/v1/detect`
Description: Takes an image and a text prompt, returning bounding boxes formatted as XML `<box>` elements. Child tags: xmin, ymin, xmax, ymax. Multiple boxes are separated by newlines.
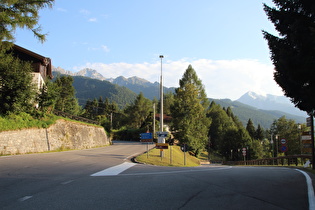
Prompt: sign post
<box><xmin>242</xmin><ymin>148</ymin><xmax>246</xmax><ymax>164</ymax></box>
<box><xmin>140</xmin><ymin>133</ymin><xmax>153</xmax><ymax>158</ymax></box>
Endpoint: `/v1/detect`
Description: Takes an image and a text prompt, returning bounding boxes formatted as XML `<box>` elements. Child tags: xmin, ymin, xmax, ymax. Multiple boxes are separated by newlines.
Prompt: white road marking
<box><xmin>18</xmin><ymin>196</ymin><xmax>33</xmax><ymax>202</ymax></box>
<box><xmin>91</xmin><ymin>162</ymin><xmax>136</xmax><ymax>176</ymax></box>
<box><xmin>61</xmin><ymin>180</ymin><xmax>74</xmax><ymax>185</ymax></box>
<box><xmin>295</xmin><ymin>169</ymin><xmax>315</xmax><ymax>210</ymax></box>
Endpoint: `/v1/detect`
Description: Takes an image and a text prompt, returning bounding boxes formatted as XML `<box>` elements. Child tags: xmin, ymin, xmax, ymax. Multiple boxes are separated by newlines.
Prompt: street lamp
<box><xmin>159</xmin><ymin>55</ymin><xmax>164</xmax><ymax>135</ymax></box>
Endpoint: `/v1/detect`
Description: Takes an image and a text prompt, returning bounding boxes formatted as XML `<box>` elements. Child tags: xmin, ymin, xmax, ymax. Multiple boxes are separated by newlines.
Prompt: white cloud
<box><xmin>79</xmin><ymin>9</ymin><xmax>90</xmax><ymax>15</ymax></box>
<box><xmin>88</xmin><ymin>18</ymin><xmax>97</xmax><ymax>22</ymax></box>
<box><xmin>73</xmin><ymin>59</ymin><xmax>283</xmax><ymax>100</ymax></box>
<box><xmin>101</xmin><ymin>45</ymin><xmax>110</xmax><ymax>53</ymax></box>
<box><xmin>57</xmin><ymin>8</ymin><xmax>67</xmax><ymax>12</ymax></box>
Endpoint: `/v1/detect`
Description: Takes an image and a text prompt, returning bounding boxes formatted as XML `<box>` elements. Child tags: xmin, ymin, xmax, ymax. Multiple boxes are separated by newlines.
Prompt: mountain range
<box><xmin>53</xmin><ymin>67</ymin><xmax>307</xmax><ymax>128</ymax></box>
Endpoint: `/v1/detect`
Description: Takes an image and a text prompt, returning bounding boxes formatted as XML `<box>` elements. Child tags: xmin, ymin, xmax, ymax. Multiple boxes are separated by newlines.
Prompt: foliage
<box><xmin>36</xmin><ymin>79</ymin><xmax>58</xmax><ymax>113</ymax></box>
<box><xmin>112</xmin><ymin>128</ymin><xmax>146</xmax><ymax>141</ymax></box>
<box><xmin>0</xmin><ymin>54</ymin><xmax>36</xmax><ymax>115</ymax></box>
<box><xmin>81</xmin><ymin>97</ymin><xmax>119</xmax><ymax>131</ymax></box>
<box><xmin>263</xmin><ymin>0</ymin><xmax>315</xmax><ymax>114</ymax></box>
<box><xmin>0</xmin><ymin>0</ymin><xmax>54</xmax><ymax>51</ymax></box>
<box><xmin>171</xmin><ymin>65</ymin><xmax>211</xmax><ymax>156</ymax></box>
<box><xmin>123</xmin><ymin>92</ymin><xmax>153</xmax><ymax>130</ymax></box>
<box><xmin>271</xmin><ymin>116</ymin><xmax>303</xmax><ymax>155</ymax></box>
<box><xmin>54</xmin><ymin>75</ymin><xmax>81</xmax><ymax>115</ymax></box>
<box><xmin>0</xmin><ymin>112</ymin><xmax>59</xmax><ymax>131</ymax></box>
<box><xmin>246</xmin><ymin>119</ymin><xmax>256</xmax><ymax>139</ymax></box>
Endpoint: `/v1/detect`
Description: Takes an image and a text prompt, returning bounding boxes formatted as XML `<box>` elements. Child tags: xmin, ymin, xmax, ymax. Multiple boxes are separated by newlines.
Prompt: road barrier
<box><xmin>224</xmin><ymin>155</ymin><xmax>312</xmax><ymax>167</ymax></box>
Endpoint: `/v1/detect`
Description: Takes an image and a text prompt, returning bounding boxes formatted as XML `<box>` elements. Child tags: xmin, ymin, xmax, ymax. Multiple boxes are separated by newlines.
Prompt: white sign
<box><xmin>301</xmin><ymin>135</ymin><xmax>312</xmax><ymax>141</ymax></box>
<box><xmin>280</xmin><ymin>138</ymin><xmax>286</xmax><ymax>144</ymax></box>
<box><xmin>156</xmin><ymin>131</ymin><xmax>168</xmax><ymax>137</ymax></box>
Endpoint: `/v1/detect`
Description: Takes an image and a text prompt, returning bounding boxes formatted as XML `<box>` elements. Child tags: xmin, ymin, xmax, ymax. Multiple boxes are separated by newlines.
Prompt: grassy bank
<box><xmin>0</xmin><ymin>112</ymin><xmax>61</xmax><ymax>132</ymax></box>
<box><xmin>136</xmin><ymin>145</ymin><xmax>200</xmax><ymax>167</ymax></box>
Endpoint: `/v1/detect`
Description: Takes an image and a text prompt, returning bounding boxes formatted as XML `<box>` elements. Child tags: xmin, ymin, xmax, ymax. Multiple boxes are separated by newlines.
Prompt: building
<box><xmin>10</xmin><ymin>44</ymin><xmax>53</xmax><ymax>90</ymax></box>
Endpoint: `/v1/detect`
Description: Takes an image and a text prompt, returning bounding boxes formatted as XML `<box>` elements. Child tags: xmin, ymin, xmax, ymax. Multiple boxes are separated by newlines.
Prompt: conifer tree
<box><xmin>171</xmin><ymin>65</ymin><xmax>211</xmax><ymax>156</ymax></box>
<box><xmin>263</xmin><ymin>0</ymin><xmax>315</xmax><ymax>114</ymax></box>
<box><xmin>246</xmin><ymin>119</ymin><xmax>256</xmax><ymax>139</ymax></box>
<box><xmin>0</xmin><ymin>0</ymin><xmax>54</xmax><ymax>51</ymax></box>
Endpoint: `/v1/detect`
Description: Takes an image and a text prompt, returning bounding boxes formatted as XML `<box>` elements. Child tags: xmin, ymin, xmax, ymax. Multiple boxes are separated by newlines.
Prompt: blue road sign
<box><xmin>140</xmin><ymin>133</ymin><xmax>152</xmax><ymax>140</ymax></box>
<box><xmin>280</xmin><ymin>145</ymin><xmax>288</xmax><ymax>152</ymax></box>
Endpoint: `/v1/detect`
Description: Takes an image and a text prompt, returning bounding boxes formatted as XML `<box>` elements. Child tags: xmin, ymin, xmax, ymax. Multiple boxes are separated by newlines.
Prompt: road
<box><xmin>0</xmin><ymin>141</ymin><xmax>314</xmax><ymax>210</ymax></box>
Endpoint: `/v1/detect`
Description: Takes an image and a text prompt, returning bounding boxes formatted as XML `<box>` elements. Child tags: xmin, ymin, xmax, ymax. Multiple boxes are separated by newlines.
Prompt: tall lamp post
<box><xmin>158</xmin><ymin>55</ymin><xmax>164</xmax><ymax>158</ymax></box>
<box><xmin>159</xmin><ymin>55</ymin><xmax>164</xmax><ymax>137</ymax></box>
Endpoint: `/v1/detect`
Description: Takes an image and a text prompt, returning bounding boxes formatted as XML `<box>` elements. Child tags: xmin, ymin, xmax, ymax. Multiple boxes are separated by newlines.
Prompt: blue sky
<box><xmin>14</xmin><ymin>0</ymin><xmax>282</xmax><ymax>100</ymax></box>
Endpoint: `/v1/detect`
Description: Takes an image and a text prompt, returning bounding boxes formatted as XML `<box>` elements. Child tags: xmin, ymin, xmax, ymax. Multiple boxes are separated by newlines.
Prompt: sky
<box><xmin>14</xmin><ymin>0</ymin><xmax>282</xmax><ymax>100</ymax></box>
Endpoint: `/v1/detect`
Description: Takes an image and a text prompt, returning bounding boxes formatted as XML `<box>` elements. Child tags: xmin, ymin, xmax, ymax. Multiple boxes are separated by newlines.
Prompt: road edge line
<box><xmin>295</xmin><ymin>169</ymin><xmax>315</xmax><ymax>210</ymax></box>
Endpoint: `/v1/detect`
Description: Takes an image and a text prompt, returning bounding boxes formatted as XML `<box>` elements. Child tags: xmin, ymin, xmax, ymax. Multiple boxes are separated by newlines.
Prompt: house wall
<box><xmin>0</xmin><ymin>120</ymin><xmax>110</xmax><ymax>155</ymax></box>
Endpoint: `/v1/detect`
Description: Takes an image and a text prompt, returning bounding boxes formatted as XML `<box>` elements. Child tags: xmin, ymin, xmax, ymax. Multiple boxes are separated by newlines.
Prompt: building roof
<box><xmin>11</xmin><ymin>44</ymin><xmax>53</xmax><ymax>79</ymax></box>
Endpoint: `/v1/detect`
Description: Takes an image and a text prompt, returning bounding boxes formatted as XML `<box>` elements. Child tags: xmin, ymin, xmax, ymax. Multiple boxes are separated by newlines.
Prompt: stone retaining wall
<box><xmin>0</xmin><ymin>119</ymin><xmax>109</xmax><ymax>155</ymax></box>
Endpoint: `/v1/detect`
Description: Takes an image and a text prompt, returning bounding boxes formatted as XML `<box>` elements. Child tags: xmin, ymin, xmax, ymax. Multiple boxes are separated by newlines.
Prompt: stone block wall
<box><xmin>0</xmin><ymin>119</ymin><xmax>109</xmax><ymax>155</ymax></box>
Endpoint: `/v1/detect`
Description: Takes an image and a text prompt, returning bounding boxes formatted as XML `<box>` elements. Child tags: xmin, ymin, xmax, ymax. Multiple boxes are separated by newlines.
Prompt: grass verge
<box><xmin>136</xmin><ymin>145</ymin><xmax>200</xmax><ymax>167</ymax></box>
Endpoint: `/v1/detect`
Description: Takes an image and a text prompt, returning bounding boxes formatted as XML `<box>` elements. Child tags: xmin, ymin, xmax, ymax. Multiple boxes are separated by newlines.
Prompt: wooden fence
<box><xmin>53</xmin><ymin>110</ymin><xmax>100</xmax><ymax>125</ymax></box>
<box><xmin>224</xmin><ymin>155</ymin><xmax>312</xmax><ymax>166</ymax></box>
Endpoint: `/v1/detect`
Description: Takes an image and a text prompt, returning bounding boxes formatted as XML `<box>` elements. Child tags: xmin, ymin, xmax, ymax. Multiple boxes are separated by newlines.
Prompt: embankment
<box><xmin>0</xmin><ymin>119</ymin><xmax>109</xmax><ymax>155</ymax></box>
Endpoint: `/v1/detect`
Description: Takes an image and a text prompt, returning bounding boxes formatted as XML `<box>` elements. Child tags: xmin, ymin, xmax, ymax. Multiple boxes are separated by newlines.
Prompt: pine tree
<box><xmin>54</xmin><ymin>76</ymin><xmax>80</xmax><ymax>115</ymax></box>
<box><xmin>246</xmin><ymin>119</ymin><xmax>256</xmax><ymax>139</ymax></box>
<box><xmin>171</xmin><ymin>65</ymin><xmax>211</xmax><ymax>156</ymax></box>
<box><xmin>0</xmin><ymin>0</ymin><xmax>54</xmax><ymax>51</ymax></box>
<box><xmin>263</xmin><ymin>0</ymin><xmax>315</xmax><ymax>114</ymax></box>
<box><xmin>124</xmin><ymin>92</ymin><xmax>152</xmax><ymax>129</ymax></box>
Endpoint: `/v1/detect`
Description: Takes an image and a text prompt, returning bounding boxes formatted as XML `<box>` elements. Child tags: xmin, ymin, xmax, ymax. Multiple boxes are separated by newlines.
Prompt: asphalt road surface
<box><xmin>0</xmin><ymin>141</ymin><xmax>314</xmax><ymax>210</ymax></box>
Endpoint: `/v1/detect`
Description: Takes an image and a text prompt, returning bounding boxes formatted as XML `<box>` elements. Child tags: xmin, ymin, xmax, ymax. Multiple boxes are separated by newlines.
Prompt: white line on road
<box><xmin>18</xmin><ymin>196</ymin><xmax>33</xmax><ymax>202</ymax></box>
<box><xmin>295</xmin><ymin>169</ymin><xmax>315</xmax><ymax>210</ymax></box>
<box><xmin>61</xmin><ymin>180</ymin><xmax>74</xmax><ymax>185</ymax></box>
<box><xmin>91</xmin><ymin>162</ymin><xmax>136</xmax><ymax>176</ymax></box>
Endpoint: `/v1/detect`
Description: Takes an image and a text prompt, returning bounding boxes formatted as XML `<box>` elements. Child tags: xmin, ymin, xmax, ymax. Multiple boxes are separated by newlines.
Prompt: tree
<box><xmin>54</xmin><ymin>76</ymin><xmax>81</xmax><ymax>115</ymax></box>
<box><xmin>0</xmin><ymin>54</ymin><xmax>36</xmax><ymax>115</ymax></box>
<box><xmin>246</xmin><ymin>119</ymin><xmax>256</xmax><ymax>139</ymax></box>
<box><xmin>171</xmin><ymin>65</ymin><xmax>211</xmax><ymax>156</ymax></box>
<box><xmin>124</xmin><ymin>92</ymin><xmax>152</xmax><ymax>129</ymax></box>
<box><xmin>263</xmin><ymin>0</ymin><xmax>315</xmax><ymax>114</ymax></box>
<box><xmin>37</xmin><ymin>79</ymin><xmax>58</xmax><ymax>113</ymax></box>
<box><xmin>0</xmin><ymin>0</ymin><xmax>54</xmax><ymax>51</ymax></box>
<box><xmin>255</xmin><ymin>124</ymin><xmax>265</xmax><ymax>141</ymax></box>
<box><xmin>272</xmin><ymin>116</ymin><xmax>301</xmax><ymax>155</ymax></box>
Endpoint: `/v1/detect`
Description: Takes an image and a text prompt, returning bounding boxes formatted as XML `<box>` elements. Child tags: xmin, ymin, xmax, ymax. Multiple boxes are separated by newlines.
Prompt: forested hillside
<box><xmin>210</xmin><ymin>98</ymin><xmax>305</xmax><ymax>128</ymax></box>
<box><xmin>72</xmin><ymin>76</ymin><xmax>137</xmax><ymax>108</ymax></box>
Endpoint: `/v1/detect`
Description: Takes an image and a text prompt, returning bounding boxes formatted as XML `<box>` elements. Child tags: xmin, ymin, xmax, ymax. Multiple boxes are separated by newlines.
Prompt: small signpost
<box><xmin>140</xmin><ymin>133</ymin><xmax>153</xmax><ymax>158</ymax></box>
<box><xmin>280</xmin><ymin>138</ymin><xmax>288</xmax><ymax>153</ymax></box>
<box><xmin>156</xmin><ymin>143</ymin><xmax>168</xmax><ymax>149</ymax></box>
<box><xmin>242</xmin><ymin>148</ymin><xmax>246</xmax><ymax>163</ymax></box>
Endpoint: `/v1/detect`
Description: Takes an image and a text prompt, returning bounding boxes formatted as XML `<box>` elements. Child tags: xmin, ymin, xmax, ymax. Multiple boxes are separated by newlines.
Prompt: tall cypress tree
<box><xmin>171</xmin><ymin>65</ymin><xmax>211</xmax><ymax>156</ymax></box>
<box><xmin>263</xmin><ymin>0</ymin><xmax>315</xmax><ymax>114</ymax></box>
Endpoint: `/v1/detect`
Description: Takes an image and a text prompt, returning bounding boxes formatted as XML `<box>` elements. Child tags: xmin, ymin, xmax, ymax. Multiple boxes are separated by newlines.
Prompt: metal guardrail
<box><xmin>53</xmin><ymin>110</ymin><xmax>100</xmax><ymax>125</ymax></box>
<box><xmin>224</xmin><ymin>155</ymin><xmax>312</xmax><ymax>166</ymax></box>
